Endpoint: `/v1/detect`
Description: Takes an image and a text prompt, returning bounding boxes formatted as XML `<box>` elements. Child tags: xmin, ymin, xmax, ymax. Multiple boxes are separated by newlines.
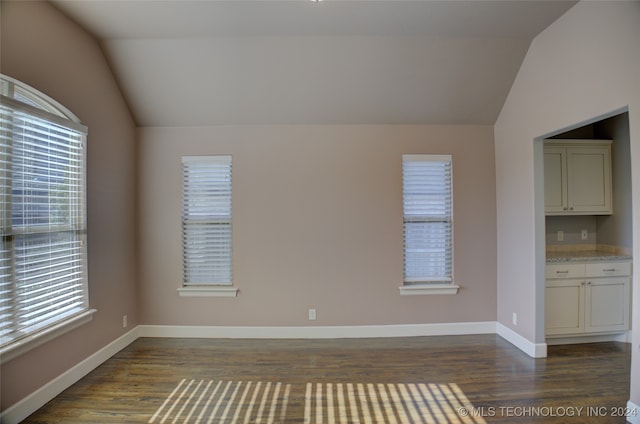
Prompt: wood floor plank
<box><xmin>21</xmin><ymin>335</ymin><xmax>631</xmax><ymax>423</ymax></box>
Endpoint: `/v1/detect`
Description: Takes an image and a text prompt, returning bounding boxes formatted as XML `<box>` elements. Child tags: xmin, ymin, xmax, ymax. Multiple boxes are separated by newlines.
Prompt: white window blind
<box><xmin>182</xmin><ymin>156</ymin><xmax>232</xmax><ymax>285</ymax></box>
<box><xmin>0</xmin><ymin>81</ymin><xmax>88</xmax><ymax>349</ymax></box>
<box><xmin>402</xmin><ymin>154</ymin><xmax>453</xmax><ymax>284</ymax></box>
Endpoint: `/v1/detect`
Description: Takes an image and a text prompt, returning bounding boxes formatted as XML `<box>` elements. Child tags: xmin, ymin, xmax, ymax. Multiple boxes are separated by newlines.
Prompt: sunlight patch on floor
<box><xmin>304</xmin><ymin>382</ymin><xmax>486</xmax><ymax>424</ymax></box>
<box><xmin>148</xmin><ymin>379</ymin><xmax>291</xmax><ymax>424</ymax></box>
<box><xmin>149</xmin><ymin>380</ymin><xmax>485</xmax><ymax>424</ymax></box>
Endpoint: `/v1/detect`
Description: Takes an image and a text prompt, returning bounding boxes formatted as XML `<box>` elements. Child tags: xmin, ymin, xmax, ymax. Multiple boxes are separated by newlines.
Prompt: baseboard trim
<box><xmin>546</xmin><ymin>332</ymin><xmax>630</xmax><ymax>345</ymax></box>
<box><xmin>627</xmin><ymin>401</ymin><xmax>640</xmax><ymax>424</ymax></box>
<box><xmin>497</xmin><ymin>323</ymin><xmax>547</xmax><ymax>358</ymax></box>
<box><xmin>137</xmin><ymin>321</ymin><xmax>498</xmax><ymax>339</ymax></box>
<box><xmin>1</xmin><ymin>327</ymin><xmax>140</xmax><ymax>424</ymax></box>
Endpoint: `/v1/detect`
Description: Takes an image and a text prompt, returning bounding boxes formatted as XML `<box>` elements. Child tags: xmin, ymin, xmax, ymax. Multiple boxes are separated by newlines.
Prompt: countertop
<box><xmin>546</xmin><ymin>248</ymin><xmax>632</xmax><ymax>263</ymax></box>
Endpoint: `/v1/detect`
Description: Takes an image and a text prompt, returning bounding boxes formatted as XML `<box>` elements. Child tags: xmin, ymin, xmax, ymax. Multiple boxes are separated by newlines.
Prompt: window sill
<box><xmin>177</xmin><ymin>286</ymin><xmax>239</xmax><ymax>297</ymax></box>
<box><xmin>399</xmin><ymin>284</ymin><xmax>459</xmax><ymax>296</ymax></box>
<box><xmin>0</xmin><ymin>309</ymin><xmax>97</xmax><ymax>364</ymax></box>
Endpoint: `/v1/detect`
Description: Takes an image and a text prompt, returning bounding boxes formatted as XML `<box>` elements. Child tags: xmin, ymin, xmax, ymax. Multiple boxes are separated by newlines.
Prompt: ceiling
<box><xmin>52</xmin><ymin>0</ymin><xmax>577</xmax><ymax>127</ymax></box>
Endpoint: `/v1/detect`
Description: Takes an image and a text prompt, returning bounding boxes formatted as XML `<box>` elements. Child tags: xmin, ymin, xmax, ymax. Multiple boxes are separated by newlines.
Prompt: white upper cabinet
<box><xmin>543</xmin><ymin>140</ymin><xmax>612</xmax><ymax>215</ymax></box>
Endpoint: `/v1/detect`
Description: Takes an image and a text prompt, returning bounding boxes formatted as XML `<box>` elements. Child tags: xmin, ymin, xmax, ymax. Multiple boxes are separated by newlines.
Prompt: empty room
<box><xmin>1</xmin><ymin>1</ymin><xmax>639</xmax><ymax>423</ymax></box>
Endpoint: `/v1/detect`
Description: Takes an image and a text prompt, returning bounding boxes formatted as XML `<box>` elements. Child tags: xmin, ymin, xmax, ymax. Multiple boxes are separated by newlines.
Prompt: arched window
<box><xmin>0</xmin><ymin>75</ymin><xmax>90</xmax><ymax>357</ymax></box>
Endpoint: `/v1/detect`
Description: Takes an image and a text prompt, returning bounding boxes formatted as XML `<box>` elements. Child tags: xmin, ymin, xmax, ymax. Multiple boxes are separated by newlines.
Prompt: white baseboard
<box><xmin>497</xmin><ymin>322</ymin><xmax>547</xmax><ymax>358</ymax></box>
<box><xmin>627</xmin><ymin>400</ymin><xmax>640</xmax><ymax>424</ymax></box>
<box><xmin>616</xmin><ymin>330</ymin><xmax>633</xmax><ymax>343</ymax></box>
<box><xmin>138</xmin><ymin>321</ymin><xmax>497</xmax><ymax>339</ymax></box>
<box><xmin>546</xmin><ymin>332</ymin><xmax>630</xmax><ymax>345</ymax></box>
<box><xmin>1</xmin><ymin>327</ymin><xmax>140</xmax><ymax>424</ymax></box>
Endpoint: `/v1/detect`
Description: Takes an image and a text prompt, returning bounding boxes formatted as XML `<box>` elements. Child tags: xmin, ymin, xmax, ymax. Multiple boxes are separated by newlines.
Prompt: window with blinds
<box><xmin>182</xmin><ymin>156</ymin><xmax>233</xmax><ymax>286</ymax></box>
<box><xmin>0</xmin><ymin>76</ymin><xmax>89</xmax><ymax>349</ymax></box>
<box><xmin>402</xmin><ymin>154</ymin><xmax>453</xmax><ymax>284</ymax></box>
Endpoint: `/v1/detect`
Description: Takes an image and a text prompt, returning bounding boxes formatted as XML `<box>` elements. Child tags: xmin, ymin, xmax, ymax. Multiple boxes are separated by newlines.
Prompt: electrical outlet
<box><xmin>512</xmin><ymin>312</ymin><xmax>518</xmax><ymax>326</ymax></box>
<box><xmin>557</xmin><ymin>230</ymin><xmax>564</xmax><ymax>242</ymax></box>
<box><xmin>581</xmin><ymin>229</ymin><xmax>588</xmax><ymax>240</ymax></box>
<box><xmin>308</xmin><ymin>308</ymin><xmax>317</xmax><ymax>321</ymax></box>
<box><xmin>122</xmin><ymin>315</ymin><xmax>128</xmax><ymax>328</ymax></box>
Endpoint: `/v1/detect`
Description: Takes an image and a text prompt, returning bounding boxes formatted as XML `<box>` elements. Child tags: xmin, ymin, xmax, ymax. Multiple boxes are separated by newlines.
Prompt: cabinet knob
<box><xmin>569</xmin><ymin>207</ymin><xmax>574</xmax><ymax>210</ymax></box>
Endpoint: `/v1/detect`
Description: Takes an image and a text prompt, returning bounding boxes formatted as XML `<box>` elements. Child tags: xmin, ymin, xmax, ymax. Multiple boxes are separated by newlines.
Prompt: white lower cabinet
<box><xmin>545</xmin><ymin>261</ymin><xmax>630</xmax><ymax>337</ymax></box>
<box><xmin>546</xmin><ymin>279</ymin><xmax>585</xmax><ymax>335</ymax></box>
<box><xmin>585</xmin><ymin>278</ymin><xmax>629</xmax><ymax>333</ymax></box>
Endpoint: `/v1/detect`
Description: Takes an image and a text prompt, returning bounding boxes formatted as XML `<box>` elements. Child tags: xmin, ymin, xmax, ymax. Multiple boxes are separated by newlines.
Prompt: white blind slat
<box><xmin>402</xmin><ymin>155</ymin><xmax>453</xmax><ymax>284</ymax></box>
<box><xmin>182</xmin><ymin>156</ymin><xmax>232</xmax><ymax>286</ymax></box>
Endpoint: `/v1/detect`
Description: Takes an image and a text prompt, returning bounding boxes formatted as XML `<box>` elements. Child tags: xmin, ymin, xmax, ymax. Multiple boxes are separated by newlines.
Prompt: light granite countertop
<box><xmin>546</xmin><ymin>247</ymin><xmax>632</xmax><ymax>263</ymax></box>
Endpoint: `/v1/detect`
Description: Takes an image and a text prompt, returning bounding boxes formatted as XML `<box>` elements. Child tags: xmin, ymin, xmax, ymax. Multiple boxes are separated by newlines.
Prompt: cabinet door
<box><xmin>544</xmin><ymin>147</ymin><xmax>567</xmax><ymax>214</ymax></box>
<box><xmin>585</xmin><ymin>278</ymin><xmax>629</xmax><ymax>333</ymax></box>
<box><xmin>545</xmin><ymin>280</ymin><xmax>585</xmax><ymax>335</ymax></box>
<box><xmin>567</xmin><ymin>147</ymin><xmax>612</xmax><ymax>214</ymax></box>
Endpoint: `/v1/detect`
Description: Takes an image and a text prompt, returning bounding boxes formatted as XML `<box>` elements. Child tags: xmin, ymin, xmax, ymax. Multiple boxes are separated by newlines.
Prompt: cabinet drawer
<box><xmin>545</xmin><ymin>263</ymin><xmax>585</xmax><ymax>279</ymax></box>
<box><xmin>585</xmin><ymin>262</ymin><xmax>631</xmax><ymax>277</ymax></box>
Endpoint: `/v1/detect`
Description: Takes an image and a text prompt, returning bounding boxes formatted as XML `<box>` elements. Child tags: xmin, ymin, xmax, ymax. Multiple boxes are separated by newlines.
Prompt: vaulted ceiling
<box><xmin>52</xmin><ymin>0</ymin><xmax>577</xmax><ymax>127</ymax></box>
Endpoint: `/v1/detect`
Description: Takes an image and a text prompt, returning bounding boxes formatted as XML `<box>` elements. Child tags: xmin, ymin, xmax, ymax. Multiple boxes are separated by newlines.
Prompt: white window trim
<box><xmin>401</xmin><ymin>154</ymin><xmax>456</xmax><ymax>296</ymax></box>
<box><xmin>0</xmin><ymin>309</ymin><xmax>97</xmax><ymax>364</ymax></box>
<box><xmin>177</xmin><ymin>286</ymin><xmax>238</xmax><ymax>297</ymax></box>
<box><xmin>180</xmin><ymin>155</ymin><xmax>236</xmax><ymax>298</ymax></box>
<box><xmin>399</xmin><ymin>284</ymin><xmax>459</xmax><ymax>296</ymax></box>
<box><xmin>0</xmin><ymin>74</ymin><xmax>93</xmax><ymax>356</ymax></box>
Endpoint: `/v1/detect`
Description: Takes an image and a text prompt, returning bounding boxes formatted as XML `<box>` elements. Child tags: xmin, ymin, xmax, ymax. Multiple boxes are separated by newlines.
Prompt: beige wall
<box><xmin>494</xmin><ymin>0</ymin><xmax>640</xmax><ymax>406</ymax></box>
<box><xmin>1</xmin><ymin>1</ymin><xmax>138</xmax><ymax>410</ymax></box>
<box><xmin>0</xmin><ymin>0</ymin><xmax>499</xmax><ymax>414</ymax></box>
<box><xmin>597</xmin><ymin>113</ymin><xmax>633</xmax><ymax>250</ymax></box>
<box><xmin>138</xmin><ymin>125</ymin><xmax>497</xmax><ymax>326</ymax></box>
<box><xmin>4</xmin><ymin>0</ymin><xmax>638</xmax><ymax>417</ymax></box>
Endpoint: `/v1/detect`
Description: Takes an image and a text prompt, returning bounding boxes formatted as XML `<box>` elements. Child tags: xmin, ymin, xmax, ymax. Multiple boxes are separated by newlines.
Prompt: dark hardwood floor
<box><xmin>22</xmin><ymin>335</ymin><xmax>632</xmax><ymax>423</ymax></box>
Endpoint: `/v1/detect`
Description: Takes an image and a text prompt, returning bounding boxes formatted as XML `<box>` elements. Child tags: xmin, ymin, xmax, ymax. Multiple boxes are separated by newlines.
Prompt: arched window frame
<box><xmin>0</xmin><ymin>74</ymin><xmax>94</xmax><ymax>362</ymax></box>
